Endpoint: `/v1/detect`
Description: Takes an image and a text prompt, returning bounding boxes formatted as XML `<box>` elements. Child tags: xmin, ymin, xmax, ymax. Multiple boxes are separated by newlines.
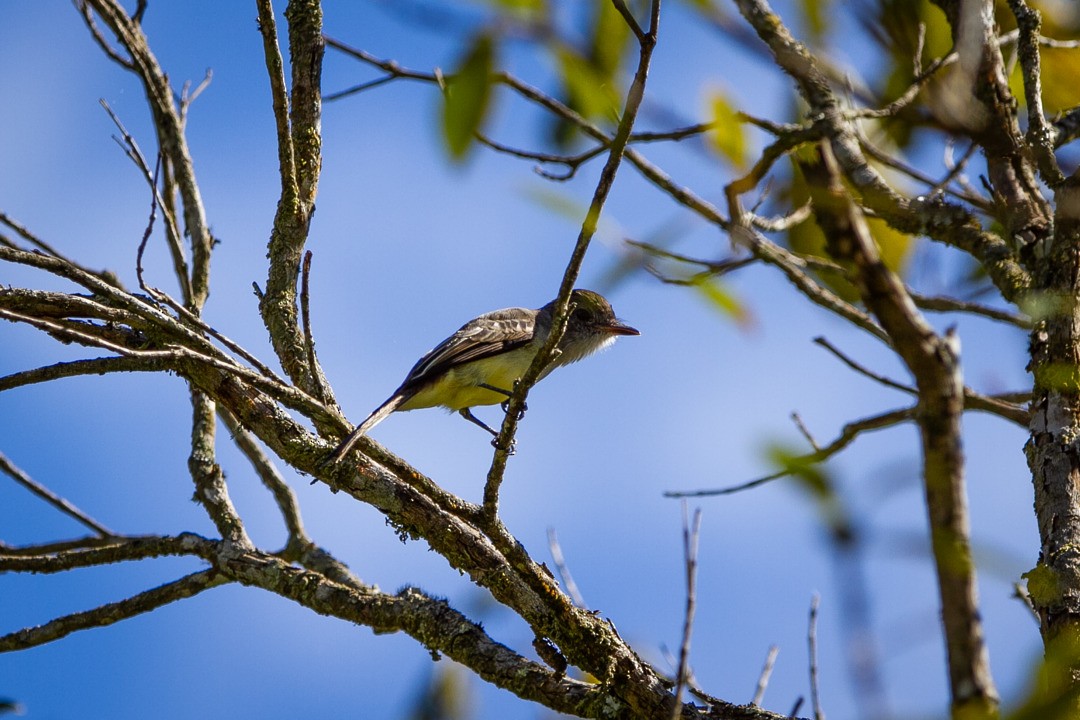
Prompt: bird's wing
<box><xmin>399</xmin><ymin>308</ymin><xmax>536</xmax><ymax>391</ymax></box>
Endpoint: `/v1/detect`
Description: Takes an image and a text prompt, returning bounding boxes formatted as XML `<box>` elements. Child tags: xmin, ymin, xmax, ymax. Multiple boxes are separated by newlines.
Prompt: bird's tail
<box><xmin>323</xmin><ymin>393</ymin><xmax>406</xmax><ymax>466</ymax></box>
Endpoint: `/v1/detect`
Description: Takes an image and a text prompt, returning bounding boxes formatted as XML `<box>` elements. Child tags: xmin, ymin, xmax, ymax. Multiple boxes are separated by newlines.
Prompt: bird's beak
<box><xmin>605</xmin><ymin>320</ymin><xmax>640</xmax><ymax>336</ymax></box>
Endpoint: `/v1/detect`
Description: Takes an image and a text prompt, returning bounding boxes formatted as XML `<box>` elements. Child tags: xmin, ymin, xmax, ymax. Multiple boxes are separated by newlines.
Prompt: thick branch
<box><xmin>256</xmin><ymin>0</ymin><xmax>333</xmax><ymax>402</ymax></box>
<box><xmin>800</xmin><ymin>142</ymin><xmax>998</xmax><ymax>717</ymax></box>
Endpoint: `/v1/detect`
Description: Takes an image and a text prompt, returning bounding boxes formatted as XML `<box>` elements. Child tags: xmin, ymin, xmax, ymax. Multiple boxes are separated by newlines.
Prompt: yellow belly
<box><xmin>399</xmin><ymin>345</ymin><xmax>539</xmax><ymax>412</ymax></box>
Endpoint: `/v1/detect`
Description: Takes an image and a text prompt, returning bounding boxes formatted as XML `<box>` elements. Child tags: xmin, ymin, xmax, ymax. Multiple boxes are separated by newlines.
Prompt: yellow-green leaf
<box><xmin>767</xmin><ymin>443</ymin><xmax>852</xmax><ymax>543</ymax></box>
<box><xmin>488</xmin><ymin>0</ymin><xmax>544</xmax><ymax>10</ymax></box>
<box><xmin>707</xmin><ymin>90</ymin><xmax>748</xmax><ymax>170</ymax></box>
<box><xmin>693</xmin><ymin>277</ymin><xmax>753</xmax><ymax>327</ymax></box>
<box><xmin>799</xmin><ymin>0</ymin><xmax>829</xmax><ymax>41</ymax></box>
<box><xmin>556</xmin><ymin>46</ymin><xmax>620</xmax><ymax>123</ymax></box>
<box><xmin>442</xmin><ymin>33</ymin><xmax>497</xmax><ymax>160</ymax></box>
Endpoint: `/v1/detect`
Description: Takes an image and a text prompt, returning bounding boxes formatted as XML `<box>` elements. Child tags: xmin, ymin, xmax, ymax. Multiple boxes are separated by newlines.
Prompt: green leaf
<box><xmin>591</xmin><ymin>0</ymin><xmax>632</xmax><ymax>77</ymax></box>
<box><xmin>767</xmin><ymin>443</ymin><xmax>853</xmax><ymax>544</ymax></box>
<box><xmin>692</xmin><ymin>276</ymin><xmax>753</xmax><ymax>327</ymax></box>
<box><xmin>488</xmin><ymin>0</ymin><xmax>544</xmax><ymax>10</ymax></box>
<box><xmin>442</xmin><ymin>33</ymin><xmax>497</xmax><ymax>160</ymax></box>
<box><xmin>556</xmin><ymin>46</ymin><xmax>621</xmax><ymax>123</ymax></box>
<box><xmin>707</xmin><ymin>90</ymin><xmax>748</xmax><ymax>170</ymax></box>
<box><xmin>799</xmin><ymin>0</ymin><xmax>829</xmax><ymax>42</ymax></box>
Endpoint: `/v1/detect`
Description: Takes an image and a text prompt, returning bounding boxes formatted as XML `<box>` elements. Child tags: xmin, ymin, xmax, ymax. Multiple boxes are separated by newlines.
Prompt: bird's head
<box><xmin>546</xmin><ymin>289</ymin><xmax>639</xmax><ymax>364</ymax></box>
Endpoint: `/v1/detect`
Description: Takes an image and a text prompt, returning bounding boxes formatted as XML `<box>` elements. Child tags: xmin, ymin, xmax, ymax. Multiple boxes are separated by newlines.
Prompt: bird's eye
<box><xmin>572</xmin><ymin>307</ymin><xmax>591</xmax><ymax>323</ymax></box>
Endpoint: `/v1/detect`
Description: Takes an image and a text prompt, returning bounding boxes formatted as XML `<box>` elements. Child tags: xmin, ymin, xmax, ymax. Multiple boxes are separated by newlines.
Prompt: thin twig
<box><xmin>136</xmin><ymin>152</ymin><xmax>163</xmax><ymax>291</ymax></box>
<box><xmin>813</xmin><ymin>336</ymin><xmax>915</xmax><ymax>394</ymax></box>
<box><xmin>856</xmin><ymin>131</ymin><xmax>994</xmax><ymax>212</ymax></box>
<box><xmin>611</xmin><ymin>0</ymin><xmax>646</xmax><ymax>43</ymax></box>
<box><xmin>82</xmin><ymin>1</ymin><xmax>213</xmax><ymax>309</ymax></box>
<box><xmin>909</xmin><ymin>289</ymin><xmax>1031</xmax><ymax>327</ymax></box>
<box><xmin>0</xmin><ymin>533</ymin><xmax>220</xmax><ymax>573</ymax></box>
<box><xmin>664</xmin><ymin>407</ymin><xmax>914</xmax><ymax>498</ymax></box>
<box><xmin>300</xmin><ymin>250</ymin><xmax>329</xmax><ymax>403</ymax></box>
<box><xmin>790</xmin><ymin>413</ymin><xmax>821</xmax><ymax>453</ymax></box>
<box><xmin>0</xmin><ymin>211</ymin><xmax>122</xmax><ymax>288</ymax></box>
<box><xmin>178</xmin><ymin>69</ymin><xmax>213</xmax><ymax>127</ymax></box>
<box><xmin>1012</xmin><ymin>581</ymin><xmax>1039</xmax><ymax>625</ymax></box>
<box><xmin>546</xmin><ymin>528</ymin><xmax>587</xmax><ymax>608</ymax></box>
<box><xmin>0</xmin><ymin>569</ymin><xmax>225</xmax><ymax>651</ymax></box>
<box><xmin>0</xmin><ymin>303</ymin><xmax>332</xmax><ymax>427</ymax></box>
<box><xmin>219</xmin><ymin>408</ymin><xmax>307</xmax><ymax>552</ymax></box>
<box><xmin>808</xmin><ymin>594</ymin><xmax>824</xmax><ymax>720</ymax></box>
<box><xmin>0</xmin><ymin>452</ymin><xmax>116</xmax><ymax>537</ymax></box>
<box><xmin>752</xmin><ymin>645</ymin><xmax>780</xmax><ymax>706</ymax></box>
<box><xmin>482</xmin><ymin>0</ymin><xmax>663</xmax><ymax>522</ymax></box>
<box><xmin>670</xmin><ymin>502</ymin><xmax>702</xmax><ymax>720</ymax></box>
<box><xmin>99</xmin><ymin>98</ymin><xmax>191</xmax><ymax>302</ymax></box>
<box><xmin>75</xmin><ymin>0</ymin><xmax>135</xmax><ymax>71</ymax></box>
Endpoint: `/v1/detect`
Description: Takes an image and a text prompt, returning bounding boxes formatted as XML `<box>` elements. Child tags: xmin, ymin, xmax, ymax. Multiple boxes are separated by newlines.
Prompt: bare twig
<box><xmin>670</xmin><ymin>502</ymin><xmax>702</xmax><ymax>720</ymax></box>
<box><xmin>856</xmin><ymin>131</ymin><xmax>995</xmax><ymax>212</ymax></box>
<box><xmin>219</xmin><ymin>408</ymin><xmax>307</xmax><ymax>552</ymax></box>
<box><xmin>908</xmin><ymin>290</ymin><xmax>1031</xmax><ymax>327</ymax></box>
<box><xmin>300</xmin><ymin>250</ymin><xmax>330</xmax><ymax>404</ymax></box>
<box><xmin>0</xmin><ymin>211</ymin><xmax>122</xmax><ymax>288</ymax></box>
<box><xmin>813</xmin><ymin>337</ymin><xmax>916</xmax><ymax>395</ymax></box>
<box><xmin>0</xmin><ymin>452</ymin><xmax>116</xmax><ymax>537</ymax></box>
<box><xmin>0</xmin><ymin>569</ymin><xmax>225</xmax><ymax>651</ymax></box>
<box><xmin>82</xmin><ymin>0</ymin><xmax>214</xmax><ymax>309</ymax></box>
<box><xmin>752</xmin><ymin>645</ymin><xmax>780</xmax><ymax>706</ymax></box>
<box><xmin>611</xmin><ymin>0</ymin><xmax>646</xmax><ymax>43</ymax></box>
<box><xmin>178</xmin><ymin>69</ymin><xmax>213</xmax><ymax>126</ymax></box>
<box><xmin>790</xmin><ymin>413</ymin><xmax>821</xmax><ymax>453</ymax></box>
<box><xmin>546</xmin><ymin>528</ymin><xmax>587</xmax><ymax>608</ymax></box>
<box><xmin>1011</xmin><ymin>581</ymin><xmax>1039</xmax><ymax>625</ymax></box>
<box><xmin>808</xmin><ymin>594</ymin><xmax>824</xmax><ymax>720</ymax></box>
<box><xmin>74</xmin><ymin>0</ymin><xmax>135</xmax><ymax>70</ymax></box>
<box><xmin>665</xmin><ymin>407</ymin><xmax>914</xmax><ymax>498</ymax></box>
<box><xmin>100</xmin><ymin>98</ymin><xmax>191</xmax><ymax>303</ymax></box>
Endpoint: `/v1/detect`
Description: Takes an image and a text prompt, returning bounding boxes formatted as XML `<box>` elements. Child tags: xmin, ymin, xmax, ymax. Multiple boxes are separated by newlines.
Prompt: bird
<box><xmin>323</xmin><ymin>289</ymin><xmax>639</xmax><ymax>465</ymax></box>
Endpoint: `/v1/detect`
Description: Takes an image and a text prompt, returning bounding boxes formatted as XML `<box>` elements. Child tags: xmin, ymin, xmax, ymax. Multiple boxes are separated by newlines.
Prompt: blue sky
<box><xmin>0</xmin><ymin>2</ymin><xmax>1040</xmax><ymax>719</ymax></box>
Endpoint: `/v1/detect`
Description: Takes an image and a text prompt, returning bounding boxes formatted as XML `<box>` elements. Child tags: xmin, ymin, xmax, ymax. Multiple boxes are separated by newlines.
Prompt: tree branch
<box><xmin>483</xmin><ymin>0</ymin><xmax>662</xmax><ymax>519</ymax></box>
<box><xmin>0</xmin><ymin>452</ymin><xmax>116</xmax><ymax>537</ymax></box>
<box><xmin>800</xmin><ymin>140</ymin><xmax>998</xmax><ymax>716</ymax></box>
<box><xmin>0</xmin><ymin>569</ymin><xmax>225</xmax><ymax>652</ymax></box>
<box><xmin>80</xmin><ymin>0</ymin><xmax>214</xmax><ymax>310</ymax></box>
<box><xmin>255</xmin><ymin>0</ymin><xmax>333</xmax><ymax>403</ymax></box>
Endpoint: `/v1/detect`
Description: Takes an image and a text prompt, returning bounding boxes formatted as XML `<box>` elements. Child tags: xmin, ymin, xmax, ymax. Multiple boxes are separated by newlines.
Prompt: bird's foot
<box><xmin>500</xmin><ymin>398</ymin><xmax>527</xmax><ymax>420</ymax></box>
<box><xmin>491</xmin><ymin>436</ymin><xmax>517</xmax><ymax>455</ymax></box>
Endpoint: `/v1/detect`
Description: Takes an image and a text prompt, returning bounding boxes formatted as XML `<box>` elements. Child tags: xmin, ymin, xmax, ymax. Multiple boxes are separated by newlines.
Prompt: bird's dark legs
<box><xmin>459</xmin><ymin>408</ymin><xmax>500</xmax><ymax>437</ymax></box>
<box><xmin>458</xmin><ymin>408</ymin><xmax>516</xmax><ymax>455</ymax></box>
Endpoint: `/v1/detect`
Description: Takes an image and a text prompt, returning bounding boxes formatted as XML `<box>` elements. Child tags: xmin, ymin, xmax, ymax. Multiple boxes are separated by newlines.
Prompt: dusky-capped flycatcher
<box><xmin>324</xmin><ymin>289</ymin><xmax>639</xmax><ymax>464</ymax></box>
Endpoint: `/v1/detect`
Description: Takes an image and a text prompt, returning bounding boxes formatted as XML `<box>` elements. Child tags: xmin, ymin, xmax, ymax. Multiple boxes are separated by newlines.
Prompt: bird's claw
<box><xmin>500</xmin><ymin>399</ymin><xmax>527</xmax><ymax>420</ymax></box>
<box><xmin>491</xmin><ymin>436</ymin><xmax>517</xmax><ymax>455</ymax></box>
